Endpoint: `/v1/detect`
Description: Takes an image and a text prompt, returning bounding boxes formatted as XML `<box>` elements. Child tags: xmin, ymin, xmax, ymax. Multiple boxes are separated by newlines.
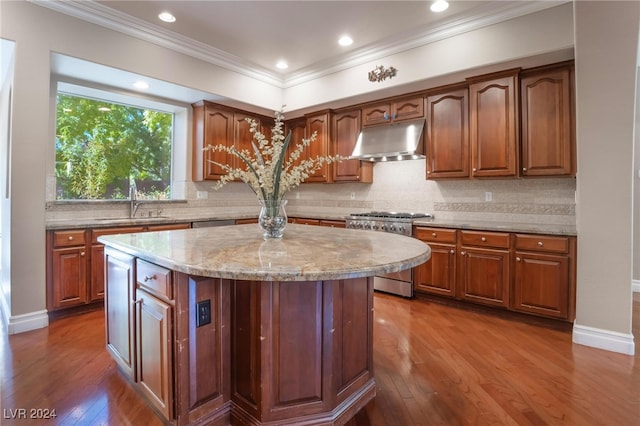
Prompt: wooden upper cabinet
<box><xmin>305</xmin><ymin>111</ymin><xmax>332</xmax><ymax>182</ymax></box>
<box><xmin>362</xmin><ymin>95</ymin><xmax>424</xmax><ymax>127</ymax></box>
<box><xmin>234</xmin><ymin>112</ymin><xmax>258</xmax><ymax>160</ymax></box>
<box><xmin>192</xmin><ymin>102</ymin><xmax>234</xmax><ymax>181</ymax></box>
<box><xmin>468</xmin><ymin>70</ymin><xmax>519</xmax><ymax>178</ymax></box>
<box><xmin>285</xmin><ymin>118</ymin><xmax>307</xmax><ymax>167</ymax></box>
<box><xmin>192</xmin><ymin>101</ymin><xmax>268</xmax><ymax>181</ymax></box>
<box><xmin>331</xmin><ymin>109</ymin><xmax>372</xmax><ymax>182</ymax></box>
<box><xmin>425</xmin><ymin>87</ymin><xmax>469</xmax><ymax>179</ymax></box>
<box><xmin>520</xmin><ymin>63</ymin><xmax>575</xmax><ymax>177</ymax></box>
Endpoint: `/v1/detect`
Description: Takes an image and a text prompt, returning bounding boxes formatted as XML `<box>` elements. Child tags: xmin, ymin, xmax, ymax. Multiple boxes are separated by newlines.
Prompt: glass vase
<box><xmin>258</xmin><ymin>199</ymin><xmax>288</xmax><ymax>239</ymax></box>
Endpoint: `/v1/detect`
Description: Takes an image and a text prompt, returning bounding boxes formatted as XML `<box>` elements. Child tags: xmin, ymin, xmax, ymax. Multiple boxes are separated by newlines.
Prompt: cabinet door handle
<box><xmin>472</xmin><ymin>168</ymin><xmax>477</xmax><ymax>172</ymax></box>
<box><xmin>461</xmin><ymin>251</ymin><xmax>466</xmax><ymax>256</ymax></box>
<box><xmin>522</xmin><ymin>167</ymin><xmax>528</xmax><ymax>172</ymax></box>
<box><xmin>537</xmin><ymin>241</ymin><xmax>544</xmax><ymax>247</ymax></box>
<box><xmin>135</xmin><ymin>298</ymin><xmax>143</xmax><ymax>305</ymax></box>
<box><xmin>68</xmin><ymin>236</ymin><xmax>73</xmax><ymax>241</ymax></box>
<box><xmin>516</xmin><ymin>257</ymin><xmax>521</xmax><ymax>262</ymax></box>
<box><xmin>449</xmin><ymin>249</ymin><xmax>455</xmax><ymax>254</ymax></box>
<box><xmin>481</xmin><ymin>237</ymin><xmax>487</xmax><ymax>242</ymax></box>
<box><xmin>144</xmin><ymin>274</ymin><xmax>157</xmax><ymax>282</ymax></box>
<box><xmin>80</xmin><ymin>251</ymin><xmax>85</xmax><ymax>257</ymax></box>
<box><xmin>432</xmin><ymin>232</ymin><xmax>437</xmax><ymax>237</ymax></box>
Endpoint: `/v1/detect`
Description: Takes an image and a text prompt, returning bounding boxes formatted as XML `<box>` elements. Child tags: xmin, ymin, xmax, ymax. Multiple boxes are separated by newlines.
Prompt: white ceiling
<box><xmin>43</xmin><ymin>1</ymin><xmax>566</xmax><ymax>87</ymax></box>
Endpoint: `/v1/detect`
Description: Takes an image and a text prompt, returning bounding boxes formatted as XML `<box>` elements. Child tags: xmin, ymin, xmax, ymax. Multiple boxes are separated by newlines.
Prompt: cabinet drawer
<box><xmin>414</xmin><ymin>227</ymin><xmax>457</xmax><ymax>243</ymax></box>
<box><xmin>53</xmin><ymin>230</ymin><xmax>86</xmax><ymax>247</ymax></box>
<box><xmin>515</xmin><ymin>234</ymin><xmax>569</xmax><ymax>254</ymax></box>
<box><xmin>460</xmin><ymin>230</ymin><xmax>510</xmax><ymax>248</ymax></box>
<box><xmin>136</xmin><ymin>260</ymin><xmax>172</xmax><ymax>301</ymax></box>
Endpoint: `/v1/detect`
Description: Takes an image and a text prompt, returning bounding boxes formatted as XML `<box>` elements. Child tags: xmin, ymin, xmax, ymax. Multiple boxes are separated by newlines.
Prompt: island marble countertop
<box><xmin>98</xmin><ymin>223</ymin><xmax>431</xmax><ymax>282</ymax></box>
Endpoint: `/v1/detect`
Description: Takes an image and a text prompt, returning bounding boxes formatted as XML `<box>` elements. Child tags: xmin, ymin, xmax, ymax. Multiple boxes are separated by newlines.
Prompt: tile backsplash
<box><xmin>47</xmin><ymin>160</ymin><xmax>576</xmax><ymax>225</ymax></box>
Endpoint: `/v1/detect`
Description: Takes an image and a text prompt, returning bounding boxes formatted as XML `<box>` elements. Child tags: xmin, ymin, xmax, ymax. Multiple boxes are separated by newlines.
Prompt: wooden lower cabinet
<box><xmin>413</xmin><ymin>227</ymin><xmax>457</xmax><ymax>297</ymax></box>
<box><xmin>289</xmin><ymin>217</ymin><xmax>345</xmax><ymax>227</ymax></box>
<box><xmin>91</xmin><ymin>227</ymin><xmax>145</xmax><ymax>303</ymax></box>
<box><xmin>136</xmin><ymin>288</ymin><xmax>173</xmax><ymax>420</ymax></box>
<box><xmin>47</xmin><ymin>223</ymin><xmax>190</xmax><ymax>315</ymax></box>
<box><xmin>458</xmin><ymin>246</ymin><xmax>510</xmax><ymax>308</ymax></box>
<box><xmin>48</xmin><ymin>230</ymin><xmax>88</xmax><ymax>309</ymax></box>
<box><xmin>105</xmin><ymin>248</ymin><xmax>136</xmax><ymax>380</ymax></box>
<box><xmin>413</xmin><ymin>226</ymin><xmax>576</xmax><ymax>321</ymax></box>
<box><xmin>512</xmin><ymin>234</ymin><xmax>576</xmax><ymax>319</ymax></box>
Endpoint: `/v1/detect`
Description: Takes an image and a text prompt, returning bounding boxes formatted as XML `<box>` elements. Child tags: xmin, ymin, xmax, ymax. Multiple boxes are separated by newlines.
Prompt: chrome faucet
<box><xmin>129</xmin><ymin>183</ymin><xmax>141</xmax><ymax>218</ymax></box>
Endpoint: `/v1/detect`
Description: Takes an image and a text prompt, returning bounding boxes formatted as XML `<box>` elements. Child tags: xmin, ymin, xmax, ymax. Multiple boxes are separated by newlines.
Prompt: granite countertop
<box><xmin>411</xmin><ymin>218</ymin><xmax>576</xmax><ymax>236</ymax></box>
<box><xmin>98</xmin><ymin>223</ymin><xmax>431</xmax><ymax>282</ymax></box>
<box><xmin>46</xmin><ymin>210</ymin><xmax>576</xmax><ymax>236</ymax></box>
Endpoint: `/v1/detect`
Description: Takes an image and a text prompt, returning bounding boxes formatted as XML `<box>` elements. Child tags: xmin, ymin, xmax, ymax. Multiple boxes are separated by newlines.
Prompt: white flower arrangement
<box><xmin>203</xmin><ymin>107</ymin><xmax>344</xmax><ymax>208</ymax></box>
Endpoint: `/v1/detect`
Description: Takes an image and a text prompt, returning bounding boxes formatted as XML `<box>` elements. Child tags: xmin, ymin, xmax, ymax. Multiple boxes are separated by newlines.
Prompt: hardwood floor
<box><xmin>2</xmin><ymin>293</ymin><xmax>639</xmax><ymax>425</ymax></box>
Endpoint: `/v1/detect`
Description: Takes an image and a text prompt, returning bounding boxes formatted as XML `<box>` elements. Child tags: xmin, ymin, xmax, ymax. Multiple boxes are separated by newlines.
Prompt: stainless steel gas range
<box><xmin>346</xmin><ymin>211</ymin><xmax>434</xmax><ymax>297</ymax></box>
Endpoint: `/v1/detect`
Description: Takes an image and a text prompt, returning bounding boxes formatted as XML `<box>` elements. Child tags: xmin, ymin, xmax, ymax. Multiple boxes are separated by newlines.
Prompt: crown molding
<box><xmin>30</xmin><ymin>0</ymin><xmax>285</xmax><ymax>87</ymax></box>
<box><xmin>282</xmin><ymin>1</ymin><xmax>568</xmax><ymax>88</ymax></box>
<box><xmin>31</xmin><ymin>0</ymin><xmax>568</xmax><ymax>89</ymax></box>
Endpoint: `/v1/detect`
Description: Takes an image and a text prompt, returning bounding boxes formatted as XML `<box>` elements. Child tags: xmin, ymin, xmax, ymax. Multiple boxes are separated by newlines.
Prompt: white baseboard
<box><xmin>7</xmin><ymin>309</ymin><xmax>49</xmax><ymax>334</ymax></box>
<box><xmin>573</xmin><ymin>324</ymin><xmax>635</xmax><ymax>355</ymax></box>
<box><xmin>633</xmin><ymin>279</ymin><xmax>640</xmax><ymax>293</ymax></box>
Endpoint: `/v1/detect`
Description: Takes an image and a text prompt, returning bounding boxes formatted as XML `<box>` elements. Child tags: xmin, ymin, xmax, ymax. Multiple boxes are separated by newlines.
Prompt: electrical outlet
<box><xmin>350</xmin><ymin>192</ymin><xmax>356</xmax><ymax>200</ymax></box>
<box><xmin>485</xmin><ymin>192</ymin><xmax>493</xmax><ymax>202</ymax></box>
<box><xmin>196</xmin><ymin>300</ymin><xmax>211</xmax><ymax>327</ymax></box>
<box><xmin>196</xmin><ymin>190</ymin><xmax>208</xmax><ymax>200</ymax></box>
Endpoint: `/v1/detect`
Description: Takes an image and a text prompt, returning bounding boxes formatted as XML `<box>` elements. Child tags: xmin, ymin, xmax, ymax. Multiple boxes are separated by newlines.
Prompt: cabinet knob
<box><xmin>135</xmin><ymin>298</ymin><xmax>143</xmax><ymax>305</ymax></box>
<box><xmin>516</xmin><ymin>257</ymin><xmax>521</xmax><ymax>262</ymax></box>
<box><xmin>449</xmin><ymin>249</ymin><xmax>455</xmax><ymax>254</ymax></box>
<box><xmin>68</xmin><ymin>236</ymin><xmax>73</xmax><ymax>241</ymax></box>
<box><xmin>461</xmin><ymin>251</ymin><xmax>466</xmax><ymax>256</ymax></box>
<box><xmin>432</xmin><ymin>232</ymin><xmax>437</xmax><ymax>237</ymax></box>
<box><xmin>472</xmin><ymin>168</ymin><xmax>477</xmax><ymax>172</ymax></box>
<box><xmin>80</xmin><ymin>251</ymin><xmax>85</xmax><ymax>257</ymax></box>
<box><xmin>144</xmin><ymin>274</ymin><xmax>157</xmax><ymax>282</ymax></box>
<box><xmin>522</xmin><ymin>167</ymin><xmax>528</xmax><ymax>172</ymax></box>
<box><xmin>537</xmin><ymin>241</ymin><xmax>544</xmax><ymax>247</ymax></box>
<box><xmin>481</xmin><ymin>237</ymin><xmax>487</xmax><ymax>242</ymax></box>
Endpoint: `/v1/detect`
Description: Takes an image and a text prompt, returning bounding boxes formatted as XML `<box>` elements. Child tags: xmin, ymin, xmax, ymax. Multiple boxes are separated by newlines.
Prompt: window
<box><xmin>55</xmin><ymin>91</ymin><xmax>173</xmax><ymax>200</ymax></box>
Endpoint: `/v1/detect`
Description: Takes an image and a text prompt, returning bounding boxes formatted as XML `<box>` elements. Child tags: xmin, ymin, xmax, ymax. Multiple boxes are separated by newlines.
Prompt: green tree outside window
<box><xmin>55</xmin><ymin>93</ymin><xmax>173</xmax><ymax>200</ymax></box>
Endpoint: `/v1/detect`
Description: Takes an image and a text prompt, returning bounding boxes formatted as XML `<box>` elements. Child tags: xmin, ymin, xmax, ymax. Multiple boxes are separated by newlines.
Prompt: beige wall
<box><xmin>635</xmin><ymin>68</ymin><xmax>640</xmax><ymax>285</ymax></box>
<box><xmin>573</xmin><ymin>1</ymin><xmax>639</xmax><ymax>354</ymax></box>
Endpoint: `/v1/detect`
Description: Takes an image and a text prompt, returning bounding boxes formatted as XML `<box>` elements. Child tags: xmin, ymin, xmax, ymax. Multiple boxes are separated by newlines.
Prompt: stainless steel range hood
<box><xmin>350</xmin><ymin>118</ymin><xmax>425</xmax><ymax>162</ymax></box>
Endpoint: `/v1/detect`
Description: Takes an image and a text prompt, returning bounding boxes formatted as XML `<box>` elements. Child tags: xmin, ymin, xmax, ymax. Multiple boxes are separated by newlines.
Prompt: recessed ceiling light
<box><xmin>338</xmin><ymin>35</ymin><xmax>353</xmax><ymax>47</ymax></box>
<box><xmin>133</xmin><ymin>81</ymin><xmax>149</xmax><ymax>90</ymax></box>
<box><xmin>158</xmin><ymin>11</ymin><xmax>176</xmax><ymax>23</ymax></box>
<box><xmin>430</xmin><ymin>0</ymin><xmax>449</xmax><ymax>13</ymax></box>
<box><xmin>276</xmin><ymin>61</ymin><xmax>289</xmax><ymax>70</ymax></box>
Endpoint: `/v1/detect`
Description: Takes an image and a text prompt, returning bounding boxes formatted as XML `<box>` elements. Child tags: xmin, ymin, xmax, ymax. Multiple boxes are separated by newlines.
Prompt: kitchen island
<box><xmin>99</xmin><ymin>223</ymin><xmax>430</xmax><ymax>426</ymax></box>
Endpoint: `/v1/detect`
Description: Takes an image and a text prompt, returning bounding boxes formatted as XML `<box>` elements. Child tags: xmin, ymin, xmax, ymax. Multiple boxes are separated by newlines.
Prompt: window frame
<box><xmin>49</xmin><ymin>78</ymin><xmax>189</xmax><ymax>202</ymax></box>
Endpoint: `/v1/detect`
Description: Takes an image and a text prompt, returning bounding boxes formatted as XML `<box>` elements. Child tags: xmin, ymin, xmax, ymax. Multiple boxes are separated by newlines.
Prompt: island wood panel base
<box><xmin>230</xmin><ymin>278</ymin><xmax>376</xmax><ymax>425</ymax></box>
<box><xmin>105</xmin><ymin>252</ymin><xmax>376</xmax><ymax>426</ymax></box>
